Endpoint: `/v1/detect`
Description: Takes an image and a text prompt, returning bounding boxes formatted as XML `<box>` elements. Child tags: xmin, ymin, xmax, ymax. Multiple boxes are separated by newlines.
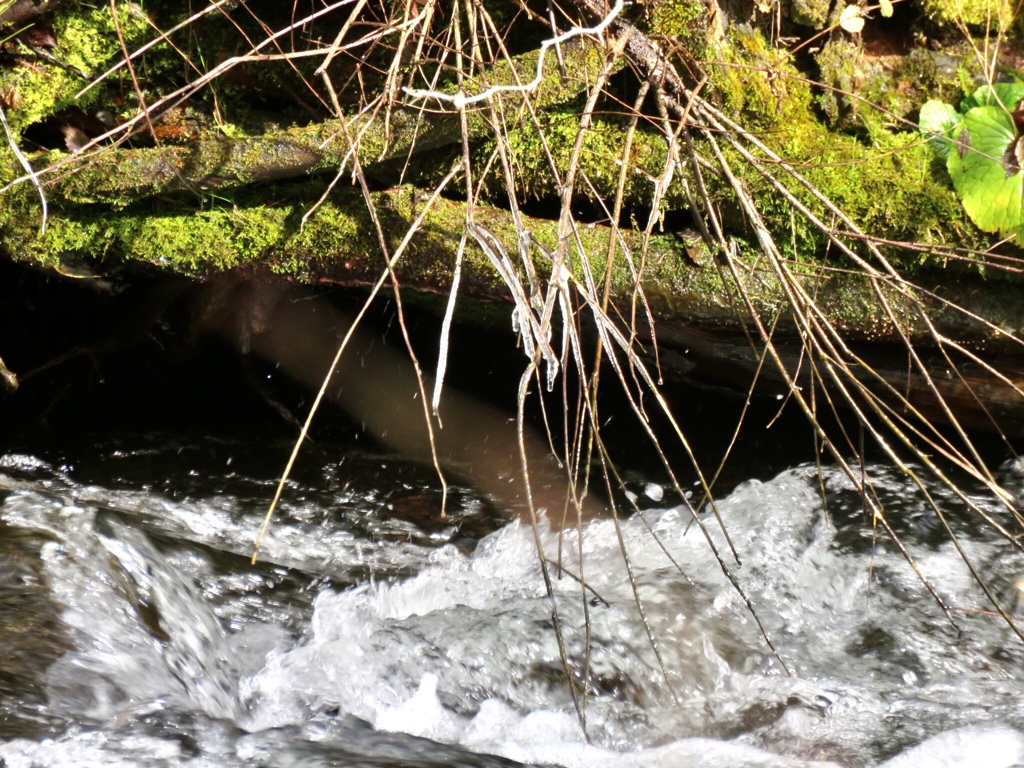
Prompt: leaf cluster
<box><xmin>920</xmin><ymin>81</ymin><xmax>1024</xmax><ymax>241</ymax></box>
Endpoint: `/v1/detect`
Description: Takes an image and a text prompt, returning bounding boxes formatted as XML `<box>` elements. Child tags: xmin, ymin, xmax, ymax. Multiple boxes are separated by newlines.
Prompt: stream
<box><xmin>1</xmin><ymin>432</ymin><xmax>1023</xmax><ymax>767</ymax></box>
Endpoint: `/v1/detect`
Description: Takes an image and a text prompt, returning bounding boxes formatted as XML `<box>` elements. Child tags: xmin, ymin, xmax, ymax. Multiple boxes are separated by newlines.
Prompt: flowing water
<box><xmin>1</xmin><ymin>433</ymin><xmax>1023</xmax><ymax>767</ymax></box>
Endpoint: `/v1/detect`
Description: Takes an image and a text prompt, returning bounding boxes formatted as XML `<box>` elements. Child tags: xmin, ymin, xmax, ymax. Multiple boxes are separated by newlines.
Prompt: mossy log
<box><xmin>6</xmin><ymin>163</ymin><xmax>1024</xmax><ymax>432</ymax></box>
<box><xmin>1</xmin><ymin>0</ymin><xmax>1023</xmax><ymax>435</ymax></box>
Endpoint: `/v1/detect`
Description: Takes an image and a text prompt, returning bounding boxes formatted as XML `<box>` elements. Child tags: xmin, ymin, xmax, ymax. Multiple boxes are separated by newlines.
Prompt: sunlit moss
<box><xmin>694</xmin><ymin>24</ymin><xmax>995</xmax><ymax>269</ymax></box>
<box><xmin>918</xmin><ymin>0</ymin><xmax>1016</xmax><ymax>29</ymax></box>
<box><xmin>645</xmin><ymin>0</ymin><xmax>712</xmax><ymax>59</ymax></box>
<box><xmin>1</xmin><ymin>5</ymin><xmax>150</xmax><ymax>138</ymax></box>
<box><xmin>711</xmin><ymin>25</ymin><xmax>818</xmax><ymax>130</ymax></box>
<box><xmin>0</xmin><ymin>0</ymin><xmax>1015</xmax><ymax>296</ymax></box>
<box><xmin>483</xmin><ymin>106</ymin><xmax>672</xmax><ymax>213</ymax></box>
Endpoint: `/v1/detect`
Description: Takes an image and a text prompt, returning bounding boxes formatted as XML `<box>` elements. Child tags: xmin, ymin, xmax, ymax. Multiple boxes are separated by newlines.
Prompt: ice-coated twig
<box><xmin>402</xmin><ymin>0</ymin><xmax>624</xmax><ymax>108</ymax></box>
<box><xmin>470</xmin><ymin>223</ymin><xmax>559</xmax><ymax>380</ymax></box>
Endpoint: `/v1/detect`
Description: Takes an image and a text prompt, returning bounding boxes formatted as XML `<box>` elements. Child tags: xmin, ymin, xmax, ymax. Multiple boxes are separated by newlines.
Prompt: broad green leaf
<box><xmin>960</xmin><ymin>83</ymin><xmax>1024</xmax><ymax>114</ymax></box>
<box><xmin>879</xmin><ymin>0</ymin><xmax>893</xmax><ymax>16</ymax></box>
<box><xmin>947</xmin><ymin>106</ymin><xmax>1023</xmax><ymax>240</ymax></box>
<box><xmin>919</xmin><ymin>100</ymin><xmax>961</xmax><ymax>157</ymax></box>
<box><xmin>839</xmin><ymin>4</ymin><xmax>865</xmax><ymax>32</ymax></box>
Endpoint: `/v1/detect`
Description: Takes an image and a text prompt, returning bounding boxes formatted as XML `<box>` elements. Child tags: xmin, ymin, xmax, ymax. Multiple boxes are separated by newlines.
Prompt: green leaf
<box><xmin>838</xmin><ymin>4</ymin><xmax>865</xmax><ymax>32</ymax></box>
<box><xmin>946</xmin><ymin>105</ymin><xmax>1023</xmax><ymax>240</ymax></box>
<box><xmin>960</xmin><ymin>83</ymin><xmax>1024</xmax><ymax>114</ymax></box>
<box><xmin>919</xmin><ymin>100</ymin><xmax>961</xmax><ymax>157</ymax></box>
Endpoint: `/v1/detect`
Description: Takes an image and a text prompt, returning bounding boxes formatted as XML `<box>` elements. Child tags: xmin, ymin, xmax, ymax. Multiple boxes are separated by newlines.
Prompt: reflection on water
<box><xmin>0</xmin><ymin>435</ymin><xmax>1023</xmax><ymax>767</ymax></box>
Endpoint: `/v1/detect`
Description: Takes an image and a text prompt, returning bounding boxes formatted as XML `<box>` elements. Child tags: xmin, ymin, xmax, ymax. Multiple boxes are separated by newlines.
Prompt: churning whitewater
<box><xmin>0</xmin><ymin>438</ymin><xmax>1023</xmax><ymax>767</ymax></box>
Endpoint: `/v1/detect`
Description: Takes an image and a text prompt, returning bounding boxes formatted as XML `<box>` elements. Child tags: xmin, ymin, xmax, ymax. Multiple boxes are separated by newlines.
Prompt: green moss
<box><xmin>10</xmin><ymin>204</ymin><xmax>282</xmax><ymax>273</ymax></box>
<box><xmin>790</xmin><ymin>0</ymin><xmax>832</xmax><ymax>29</ymax></box>
<box><xmin>703</xmin><ymin>122</ymin><xmax>984</xmax><ymax>265</ymax></box>
<box><xmin>1</xmin><ymin>5</ymin><xmax>150</xmax><ymax>138</ymax></box>
<box><xmin>646</xmin><ymin>0</ymin><xmax>712</xmax><ymax>59</ymax></box>
<box><xmin>695</xmin><ymin>24</ymin><xmax>998</xmax><ymax>271</ymax></box>
<box><xmin>893</xmin><ymin>48</ymin><xmax>977</xmax><ymax>110</ymax></box>
<box><xmin>3</xmin><ymin>157</ymin><xmax>1004</xmax><ymax>341</ymax></box>
<box><xmin>477</xmin><ymin>18</ymin><xmax>1000</xmax><ymax>280</ymax></box>
<box><xmin>815</xmin><ymin>39</ymin><xmax>883</xmax><ymax>129</ymax></box>
<box><xmin>0</xmin><ymin>0</ymin><xmax>1017</xmax><ymax>318</ymax></box>
<box><xmin>712</xmin><ymin>24</ymin><xmax>815</xmax><ymax>130</ymax></box>
<box><xmin>489</xmin><ymin>107</ymin><xmax>670</xmax><ymax>206</ymax></box>
<box><xmin>918</xmin><ymin>0</ymin><xmax>1015</xmax><ymax>29</ymax></box>
<box><xmin>816</xmin><ymin>39</ymin><xmax>985</xmax><ymax>134</ymax></box>
<box><xmin>478</xmin><ymin>40</ymin><xmax>617</xmax><ymax>108</ymax></box>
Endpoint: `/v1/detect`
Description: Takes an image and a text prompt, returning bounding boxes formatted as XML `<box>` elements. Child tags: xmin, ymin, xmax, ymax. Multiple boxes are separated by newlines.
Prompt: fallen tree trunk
<box><xmin>1</xmin><ymin>0</ymin><xmax>1023</xmax><ymax>443</ymax></box>
<box><xmin>8</xmin><ymin>167</ymin><xmax>1024</xmax><ymax>434</ymax></box>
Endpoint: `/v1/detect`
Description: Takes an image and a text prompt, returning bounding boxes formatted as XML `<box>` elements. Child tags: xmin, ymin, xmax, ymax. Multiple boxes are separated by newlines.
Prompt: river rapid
<box><xmin>1</xmin><ymin>433</ymin><xmax>1023</xmax><ymax>768</ymax></box>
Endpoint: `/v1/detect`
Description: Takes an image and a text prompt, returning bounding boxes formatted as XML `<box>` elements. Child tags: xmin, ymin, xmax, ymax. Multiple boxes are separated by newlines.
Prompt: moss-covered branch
<box><xmin>0</xmin><ymin>0</ymin><xmax>1022</xmax><ymax>437</ymax></box>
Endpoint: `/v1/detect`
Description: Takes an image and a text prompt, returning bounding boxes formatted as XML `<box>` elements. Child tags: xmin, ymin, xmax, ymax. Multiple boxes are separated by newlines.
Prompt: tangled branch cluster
<box><xmin>3</xmin><ymin>0</ymin><xmax>1024</xmax><ymax>721</ymax></box>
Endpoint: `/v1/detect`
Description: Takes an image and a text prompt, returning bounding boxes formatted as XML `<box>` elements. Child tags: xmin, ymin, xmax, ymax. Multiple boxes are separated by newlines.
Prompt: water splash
<box><xmin>1</xmin><ymin>442</ymin><xmax>1024</xmax><ymax>768</ymax></box>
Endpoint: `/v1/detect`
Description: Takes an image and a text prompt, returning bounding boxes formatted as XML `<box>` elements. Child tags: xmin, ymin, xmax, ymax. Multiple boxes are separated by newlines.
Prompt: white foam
<box><xmin>875</xmin><ymin>725</ymin><xmax>1024</xmax><ymax>768</ymax></box>
<box><xmin>8</xmin><ymin>455</ymin><xmax>1023</xmax><ymax>768</ymax></box>
<box><xmin>0</xmin><ymin>732</ymin><xmax>183</xmax><ymax>768</ymax></box>
<box><xmin>376</xmin><ymin>675</ymin><xmax>844</xmax><ymax>768</ymax></box>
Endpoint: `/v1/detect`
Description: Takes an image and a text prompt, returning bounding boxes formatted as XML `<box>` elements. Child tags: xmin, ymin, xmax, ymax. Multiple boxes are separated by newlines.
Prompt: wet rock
<box><xmin>0</xmin><ymin>524</ymin><xmax>70</xmax><ymax>737</ymax></box>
